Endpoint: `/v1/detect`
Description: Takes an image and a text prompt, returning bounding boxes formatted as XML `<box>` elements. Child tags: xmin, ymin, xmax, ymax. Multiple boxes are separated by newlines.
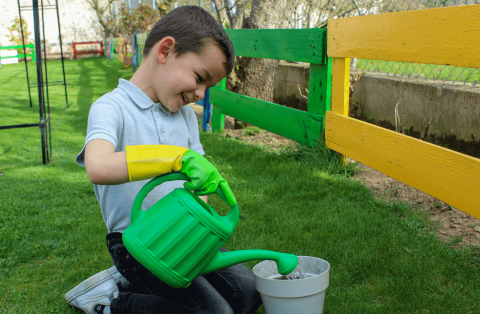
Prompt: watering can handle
<box><xmin>131</xmin><ymin>173</ymin><xmax>234</xmax><ymax>226</ymax></box>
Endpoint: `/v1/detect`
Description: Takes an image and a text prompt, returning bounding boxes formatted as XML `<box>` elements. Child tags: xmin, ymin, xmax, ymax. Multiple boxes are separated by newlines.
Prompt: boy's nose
<box><xmin>194</xmin><ymin>89</ymin><xmax>205</xmax><ymax>101</ymax></box>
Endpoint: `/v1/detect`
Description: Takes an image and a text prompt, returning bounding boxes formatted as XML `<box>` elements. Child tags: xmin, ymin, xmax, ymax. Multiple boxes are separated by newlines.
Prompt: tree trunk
<box><xmin>229</xmin><ymin>0</ymin><xmax>287</xmax><ymax>128</ymax></box>
<box><xmin>232</xmin><ymin>0</ymin><xmax>248</xmax><ymax>30</ymax></box>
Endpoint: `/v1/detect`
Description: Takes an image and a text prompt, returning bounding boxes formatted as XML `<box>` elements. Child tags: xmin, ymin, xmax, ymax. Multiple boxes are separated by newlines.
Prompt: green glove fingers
<box><xmin>180</xmin><ymin>150</ymin><xmax>213</xmax><ymax>191</ymax></box>
<box><xmin>179</xmin><ymin>149</ymin><xmax>237</xmax><ymax>206</ymax></box>
<box><xmin>219</xmin><ymin>180</ymin><xmax>237</xmax><ymax>207</ymax></box>
<box><xmin>180</xmin><ymin>154</ymin><xmax>208</xmax><ymax>191</ymax></box>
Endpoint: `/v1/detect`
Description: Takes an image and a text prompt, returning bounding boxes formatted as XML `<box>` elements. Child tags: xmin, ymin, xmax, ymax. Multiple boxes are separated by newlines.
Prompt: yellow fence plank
<box><xmin>327</xmin><ymin>4</ymin><xmax>480</xmax><ymax>68</ymax></box>
<box><xmin>331</xmin><ymin>58</ymin><xmax>350</xmax><ymax>115</ymax></box>
<box><xmin>325</xmin><ymin>111</ymin><xmax>480</xmax><ymax>220</ymax></box>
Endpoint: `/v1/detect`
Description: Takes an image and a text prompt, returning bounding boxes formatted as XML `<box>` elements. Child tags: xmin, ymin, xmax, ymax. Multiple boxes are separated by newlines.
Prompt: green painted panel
<box><xmin>136</xmin><ymin>33</ymin><xmax>148</xmax><ymax>46</ymax></box>
<box><xmin>0</xmin><ymin>44</ymin><xmax>34</xmax><ymax>50</ymax></box>
<box><xmin>225</xmin><ymin>29</ymin><xmax>327</xmax><ymax>64</ymax></box>
<box><xmin>111</xmin><ymin>53</ymin><xmax>119</xmax><ymax>61</ymax></box>
<box><xmin>210</xmin><ymin>88</ymin><xmax>324</xmax><ymax>145</ymax></box>
<box><xmin>212</xmin><ymin>106</ymin><xmax>224</xmax><ymax>132</ymax></box>
<box><xmin>308</xmin><ymin>58</ymin><xmax>332</xmax><ymax>116</ymax></box>
<box><xmin>212</xmin><ymin>78</ymin><xmax>226</xmax><ymax>132</ymax></box>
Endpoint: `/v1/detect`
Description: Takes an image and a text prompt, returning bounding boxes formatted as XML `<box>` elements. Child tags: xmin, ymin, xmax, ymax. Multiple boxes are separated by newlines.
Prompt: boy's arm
<box><xmin>84</xmin><ymin>139</ymin><xmax>129</xmax><ymax>185</ymax></box>
<box><xmin>84</xmin><ymin>140</ymin><xmax>221</xmax><ymax>205</ymax></box>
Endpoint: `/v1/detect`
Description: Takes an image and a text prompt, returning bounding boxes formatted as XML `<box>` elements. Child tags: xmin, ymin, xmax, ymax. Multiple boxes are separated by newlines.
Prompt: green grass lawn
<box><xmin>1</xmin><ymin>58</ymin><xmax>479</xmax><ymax>313</ymax></box>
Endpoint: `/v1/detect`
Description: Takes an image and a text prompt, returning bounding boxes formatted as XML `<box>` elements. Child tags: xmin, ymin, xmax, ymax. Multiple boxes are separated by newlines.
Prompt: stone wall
<box><xmin>351</xmin><ymin>73</ymin><xmax>480</xmax><ymax>158</ymax></box>
<box><xmin>273</xmin><ymin>61</ymin><xmax>310</xmax><ymax>111</ymax></box>
<box><xmin>273</xmin><ymin>62</ymin><xmax>480</xmax><ymax>158</ymax></box>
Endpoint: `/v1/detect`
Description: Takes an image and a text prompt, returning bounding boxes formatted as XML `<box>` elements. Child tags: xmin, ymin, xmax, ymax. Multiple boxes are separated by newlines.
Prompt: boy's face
<box><xmin>155</xmin><ymin>41</ymin><xmax>226</xmax><ymax>112</ymax></box>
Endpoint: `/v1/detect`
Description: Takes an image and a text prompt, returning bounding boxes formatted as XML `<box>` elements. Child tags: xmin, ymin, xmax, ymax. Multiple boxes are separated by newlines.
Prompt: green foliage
<box><xmin>6</xmin><ymin>16</ymin><xmax>33</xmax><ymax>55</ymax></box>
<box><xmin>280</xmin><ymin>136</ymin><xmax>358</xmax><ymax>177</ymax></box>
<box><xmin>119</xmin><ymin>4</ymin><xmax>161</xmax><ymax>35</ymax></box>
<box><xmin>242</xmin><ymin>125</ymin><xmax>263</xmax><ymax>136</ymax></box>
<box><xmin>237</xmin><ymin>121</ymin><xmax>264</xmax><ymax>137</ymax></box>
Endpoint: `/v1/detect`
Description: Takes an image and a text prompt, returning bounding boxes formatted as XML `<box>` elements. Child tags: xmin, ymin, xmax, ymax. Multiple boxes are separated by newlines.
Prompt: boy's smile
<box><xmin>152</xmin><ymin>40</ymin><xmax>226</xmax><ymax>112</ymax></box>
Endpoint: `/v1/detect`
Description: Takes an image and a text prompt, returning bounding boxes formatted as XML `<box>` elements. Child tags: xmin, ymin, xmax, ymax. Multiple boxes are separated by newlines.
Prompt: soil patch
<box><xmin>353</xmin><ymin>162</ymin><xmax>480</xmax><ymax>248</ymax></box>
<box><xmin>188</xmin><ymin>103</ymin><xmax>480</xmax><ymax>248</ymax></box>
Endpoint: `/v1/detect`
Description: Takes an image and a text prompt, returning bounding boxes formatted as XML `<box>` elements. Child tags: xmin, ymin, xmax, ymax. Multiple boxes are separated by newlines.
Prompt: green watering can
<box><xmin>123</xmin><ymin>173</ymin><xmax>298</xmax><ymax>288</ymax></box>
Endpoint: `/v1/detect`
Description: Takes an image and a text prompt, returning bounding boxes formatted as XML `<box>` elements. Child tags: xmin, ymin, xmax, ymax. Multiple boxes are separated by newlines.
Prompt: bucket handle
<box><xmin>130</xmin><ymin>173</ymin><xmax>237</xmax><ymax>227</ymax></box>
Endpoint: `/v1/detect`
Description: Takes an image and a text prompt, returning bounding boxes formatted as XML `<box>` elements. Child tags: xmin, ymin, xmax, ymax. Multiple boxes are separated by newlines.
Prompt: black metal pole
<box><xmin>40</xmin><ymin>0</ymin><xmax>51</xmax><ymax>162</ymax></box>
<box><xmin>17</xmin><ymin>0</ymin><xmax>33</xmax><ymax>108</ymax></box>
<box><xmin>33</xmin><ymin>0</ymin><xmax>47</xmax><ymax>165</ymax></box>
<box><xmin>41</xmin><ymin>0</ymin><xmax>50</xmax><ymax>114</ymax></box>
<box><xmin>55</xmin><ymin>0</ymin><xmax>68</xmax><ymax>108</ymax></box>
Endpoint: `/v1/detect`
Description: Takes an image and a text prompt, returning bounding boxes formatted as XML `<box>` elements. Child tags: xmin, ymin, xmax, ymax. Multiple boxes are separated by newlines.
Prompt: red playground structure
<box><xmin>72</xmin><ymin>41</ymin><xmax>104</xmax><ymax>60</ymax></box>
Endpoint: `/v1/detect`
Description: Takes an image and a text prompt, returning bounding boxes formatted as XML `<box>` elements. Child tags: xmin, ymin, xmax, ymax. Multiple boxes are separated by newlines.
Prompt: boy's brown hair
<box><xmin>144</xmin><ymin>5</ymin><xmax>235</xmax><ymax>75</ymax></box>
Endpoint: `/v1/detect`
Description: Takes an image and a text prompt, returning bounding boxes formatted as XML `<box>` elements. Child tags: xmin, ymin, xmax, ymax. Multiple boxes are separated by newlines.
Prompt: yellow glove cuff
<box><xmin>125</xmin><ymin>145</ymin><xmax>189</xmax><ymax>182</ymax></box>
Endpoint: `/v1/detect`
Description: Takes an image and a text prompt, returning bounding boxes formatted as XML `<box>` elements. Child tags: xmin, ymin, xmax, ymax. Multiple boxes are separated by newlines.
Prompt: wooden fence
<box><xmin>105</xmin><ymin>4</ymin><xmax>480</xmax><ymax>219</ymax></box>
<box><xmin>326</xmin><ymin>4</ymin><xmax>480</xmax><ymax>220</ymax></box>
<box><xmin>211</xmin><ymin>29</ymin><xmax>331</xmax><ymax>147</ymax></box>
<box><xmin>72</xmin><ymin>41</ymin><xmax>103</xmax><ymax>60</ymax></box>
<box><xmin>0</xmin><ymin>44</ymin><xmax>36</xmax><ymax>62</ymax></box>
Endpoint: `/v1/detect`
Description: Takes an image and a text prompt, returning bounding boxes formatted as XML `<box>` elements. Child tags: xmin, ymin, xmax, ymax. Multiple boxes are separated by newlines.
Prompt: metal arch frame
<box><xmin>17</xmin><ymin>0</ymin><xmax>69</xmax><ymax>108</ymax></box>
<box><xmin>0</xmin><ymin>0</ymin><xmax>67</xmax><ymax>164</ymax></box>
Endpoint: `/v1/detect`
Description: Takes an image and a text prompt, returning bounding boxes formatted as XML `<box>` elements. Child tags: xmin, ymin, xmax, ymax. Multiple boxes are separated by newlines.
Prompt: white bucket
<box><xmin>253</xmin><ymin>256</ymin><xmax>330</xmax><ymax>314</ymax></box>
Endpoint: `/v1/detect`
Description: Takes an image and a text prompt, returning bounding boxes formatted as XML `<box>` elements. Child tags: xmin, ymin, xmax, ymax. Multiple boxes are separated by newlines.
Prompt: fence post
<box><xmin>330</xmin><ymin>57</ymin><xmax>350</xmax><ymax>162</ymax></box>
<box><xmin>109</xmin><ymin>37</ymin><xmax>112</xmax><ymax>61</ymax></box>
<box><xmin>131</xmin><ymin>34</ymin><xmax>137</xmax><ymax>71</ymax></box>
<box><xmin>331</xmin><ymin>57</ymin><xmax>350</xmax><ymax>115</ymax></box>
<box><xmin>212</xmin><ymin>78</ymin><xmax>226</xmax><ymax>132</ymax></box>
<box><xmin>307</xmin><ymin>61</ymin><xmax>332</xmax><ymax>117</ymax></box>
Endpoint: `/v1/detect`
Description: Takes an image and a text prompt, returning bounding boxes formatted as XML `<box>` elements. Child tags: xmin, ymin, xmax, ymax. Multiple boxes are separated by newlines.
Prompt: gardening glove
<box><xmin>126</xmin><ymin>145</ymin><xmax>188</xmax><ymax>181</ymax></box>
<box><xmin>180</xmin><ymin>149</ymin><xmax>237</xmax><ymax>207</ymax></box>
<box><xmin>125</xmin><ymin>145</ymin><xmax>236</xmax><ymax>206</ymax></box>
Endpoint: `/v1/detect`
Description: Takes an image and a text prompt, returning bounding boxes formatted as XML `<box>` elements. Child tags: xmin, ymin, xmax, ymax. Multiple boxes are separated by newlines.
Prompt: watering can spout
<box><xmin>200</xmin><ymin>250</ymin><xmax>298</xmax><ymax>276</ymax></box>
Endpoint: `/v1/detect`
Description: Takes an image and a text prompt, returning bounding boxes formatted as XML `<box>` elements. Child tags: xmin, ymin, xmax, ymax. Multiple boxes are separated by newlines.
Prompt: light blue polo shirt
<box><xmin>76</xmin><ymin>79</ymin><xmax>204</xmax><ymax>233</ymax></box>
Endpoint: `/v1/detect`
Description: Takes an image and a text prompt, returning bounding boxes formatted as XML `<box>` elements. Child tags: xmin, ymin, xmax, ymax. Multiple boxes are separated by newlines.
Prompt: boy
<box><xmin>66</xmin><ymin>6</ymin><xmax>261</xmax><ymax>314</ymax></box>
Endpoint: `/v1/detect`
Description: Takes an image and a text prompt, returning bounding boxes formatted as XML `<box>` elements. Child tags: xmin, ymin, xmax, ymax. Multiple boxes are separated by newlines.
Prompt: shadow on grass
<box><xmin>70</xmin><ymin>57</ymin><xmax>132</xmax><ymax>134</ymax></box>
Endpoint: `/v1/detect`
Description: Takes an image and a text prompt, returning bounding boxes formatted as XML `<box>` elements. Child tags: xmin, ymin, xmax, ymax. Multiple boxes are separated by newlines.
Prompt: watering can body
<box><xmin>123</xmin><ymin>173</ymin><xmax>298</xmax><ymax>288</ymax></box>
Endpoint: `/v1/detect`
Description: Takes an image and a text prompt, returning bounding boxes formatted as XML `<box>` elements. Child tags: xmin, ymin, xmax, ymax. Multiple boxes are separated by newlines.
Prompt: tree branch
<box><xmin>223</xmin><ymin>0</ymin><xmax>234</xmax><ymax>28</ymax></box>
<box><xmin>212</xmin><ymin>0</ymin><xmax>224</xmax><ymax>28</ymax></box>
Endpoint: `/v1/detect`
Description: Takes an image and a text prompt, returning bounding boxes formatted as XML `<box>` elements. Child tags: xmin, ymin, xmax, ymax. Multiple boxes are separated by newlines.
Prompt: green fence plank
<box><xmin>0</xmin><ymin>44</ymin><xmax>34</xmax><ymax>50</ymax></box>
<box><xmin>0</xmin><ymin>55</ymin><xmax>25</xmax><ymax>60</ymax></box>
<box><xmin>210</xmin><ymin>88</ymin><xmax>324</xmax><ymax>145</ymax></box>
<box><xmin>111</xmin><ymin>53</ymin><xmax>119</xmax><ymax>61</ymax></box>
<box><xmin>135</xmin><ymin>33</ymin><xmax>148</xmax><ymax>66</ymax></box>
<box><xmin>212</xmin><ymin>78</ymin><xmax>226</xmax><ymax>132</ymax></box>
<box><xmin>136</xmin><ymin>33</ymin><xmax>148</xmax><ymax>46</ymax></box>
<box><xmin>225</xmin><ymin>29</ymin><xmax>327</xmax><ymax>64</ymax></box>
<box><xmin>307</xmin><ymin>58</ymin><xmax>332</xmax><ymax>116</ymax></box>
<box><xmin>212</xmin><ymin>105</ymin><xmax>225</xmax><ymax>132</ymax></box>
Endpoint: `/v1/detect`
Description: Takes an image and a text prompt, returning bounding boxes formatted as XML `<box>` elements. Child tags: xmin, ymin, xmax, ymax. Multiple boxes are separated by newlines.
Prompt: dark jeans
<box><xmin>106</xmin><ymin>233</ymin><xmax>262</xmax><ymax>314</ymax></box>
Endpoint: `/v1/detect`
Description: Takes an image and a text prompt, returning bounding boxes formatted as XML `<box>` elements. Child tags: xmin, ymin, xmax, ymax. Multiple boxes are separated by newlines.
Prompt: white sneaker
<box><xmin>108</xmin><ymin>266</ymin><xmax>130</xmax><ymax>289</ymax></box>
<box><xmin>65</xmin><ymin>269</ymin><xmax>119</xmax><ymax>312</ymax></box>
<box><xmin>77</xmin><ymin>285</ymin><xmax>116</xmax><ymax>314</ymax></box>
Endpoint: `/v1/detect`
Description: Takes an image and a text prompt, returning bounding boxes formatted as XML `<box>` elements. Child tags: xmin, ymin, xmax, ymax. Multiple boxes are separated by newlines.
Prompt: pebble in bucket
<box><xmin>253</xmin><ymin>256</ymin><xmax>330</xmax><ymax>314</ymax></box>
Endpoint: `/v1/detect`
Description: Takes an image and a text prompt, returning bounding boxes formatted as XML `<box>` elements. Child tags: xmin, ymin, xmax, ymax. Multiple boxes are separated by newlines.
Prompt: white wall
<box><xmin>0</xmin><ymin>0</ymin><xmax>104</xmax><ymax>54</ymax></box>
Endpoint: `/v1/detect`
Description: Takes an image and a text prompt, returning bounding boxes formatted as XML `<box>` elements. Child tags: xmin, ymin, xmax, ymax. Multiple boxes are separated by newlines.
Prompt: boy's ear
<box><xmin>157</xmin><ymin>36</ymin><xmax>176</xmax><ymax>64</ymax></box>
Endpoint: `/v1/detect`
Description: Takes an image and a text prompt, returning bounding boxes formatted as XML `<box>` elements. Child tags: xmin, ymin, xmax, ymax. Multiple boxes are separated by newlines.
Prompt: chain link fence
<box><xmin>354</xmin><ymin>0</ymin><xmax>480</xmax><ymax>86</ymax></box>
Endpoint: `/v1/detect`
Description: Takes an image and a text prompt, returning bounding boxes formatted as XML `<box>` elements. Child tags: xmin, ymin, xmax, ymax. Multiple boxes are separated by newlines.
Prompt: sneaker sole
<box><xmin>65</xmin><ymin>269</ymin><xmax>113</xmax><ymax>304</ymax></box>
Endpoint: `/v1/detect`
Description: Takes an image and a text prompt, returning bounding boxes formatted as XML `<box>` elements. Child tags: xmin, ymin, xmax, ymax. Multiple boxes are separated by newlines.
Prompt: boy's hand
<box><xmin>180</xmin><ymin>150</ymin><xmax>237</xmax><ymax>207</ymax></box>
